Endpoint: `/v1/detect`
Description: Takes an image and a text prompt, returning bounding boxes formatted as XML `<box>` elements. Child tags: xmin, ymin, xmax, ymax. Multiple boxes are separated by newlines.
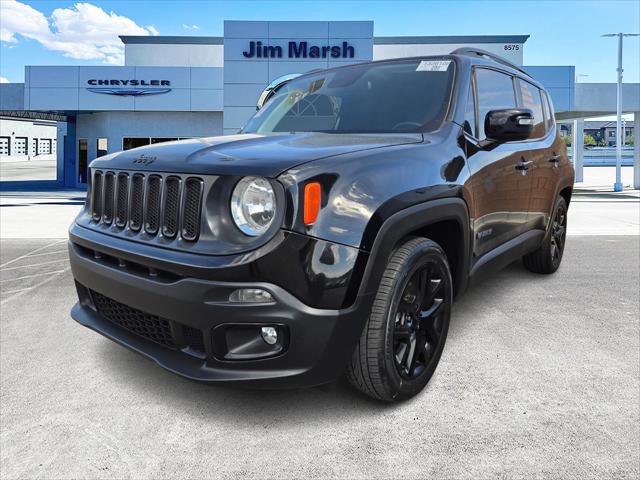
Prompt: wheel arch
<box><xmin>356</xmin><ymin>198</ymin><xmax>471</xmax><ymax>302</ymax></box>
<box><xmin>559</xmin><ymin>185</ymin><xmax>573</xmax><ymax>206</ymax></box>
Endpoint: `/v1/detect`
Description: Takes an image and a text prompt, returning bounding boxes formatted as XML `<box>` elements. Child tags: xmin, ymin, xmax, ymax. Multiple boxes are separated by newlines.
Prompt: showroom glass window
<box><xmin>474</xmin><ymin>68</ymin><xmax>517</xmax><ymax>140</ymax></box>
<box><xmin>123</xmin><ymin>137</ymin><xmax>183</xmax><ymax>150</ymax></box>
<box><xmin>243</xmin><ymin>59</ymin><xmax>455</xmax><ymax>134</ymax></box>
<box><xmin>517</xmin><ymin>78</ymin><xmax>545</xmax><ymax>138</ymax></box>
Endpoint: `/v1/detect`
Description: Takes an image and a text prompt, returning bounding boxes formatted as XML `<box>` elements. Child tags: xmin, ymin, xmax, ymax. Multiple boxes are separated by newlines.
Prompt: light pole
<box><xmin>602</xmin><ymin>32</ymin><xmax>639</xmax><ymax>192</ymax></box>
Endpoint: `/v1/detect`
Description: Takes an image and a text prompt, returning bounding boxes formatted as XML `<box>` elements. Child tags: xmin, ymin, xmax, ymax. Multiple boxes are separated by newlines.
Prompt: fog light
<box><xmin>261</xmin><ymin>326</ymin><xmax>278</xmax><ymax>345</ymax></box>
<box><xmin>228</xmin><ymin>288</ymin><xmax>274</xmax><ymax>303</ymax></box>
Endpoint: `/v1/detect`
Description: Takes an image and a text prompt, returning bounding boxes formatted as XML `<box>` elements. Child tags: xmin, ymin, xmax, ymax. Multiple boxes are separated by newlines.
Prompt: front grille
<box><xmin>89</xmin><ymin>289</ymin><xmax>207</xmax><ymax>354</ymax></box>
<box><xmin>115</xmin><ymin>173</ymin><xmax>129</xmax><ymax>227</ymax></box>
<box><xmin>144</xmin><ymin>175</ymin><xmax>162</xmax><ymax>234</ymax></box>
<box><xmin>162</xmin><ymin>176</ymin><xmax>180</xmax><ymax>238</ymax></box>
<box><xmin>90</xmin><ymin>289</ymin><xmax>175</xmax><ymax>348</ymax></box>
<box><xmin>90</xmin><ymin>170</ymin><xmax>203</xmax><ymax>241</ymax></box>
<box><xmin>91</xmin><ymin>171</ymin><xmax>103</xmax><ymax>221</ymax></box>
<box><xmin>182</xmin><ymin>178</ymin><xmax>203</xmax><ymax>241</ymax></box>
<box><xmin>103</xmin><ymin>172</ymin><xmax>115</xmax><ymax>224</ymax></box>
<box><xmin>130</xmin><ymin>174</ymin><xmax>144</xmax><ymax>231</ymax></box>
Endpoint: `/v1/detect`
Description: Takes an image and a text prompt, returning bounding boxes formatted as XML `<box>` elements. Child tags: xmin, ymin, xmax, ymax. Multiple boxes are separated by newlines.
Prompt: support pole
<box><xmin>614</xmin><ymin>32</ymin><xmax>624</xmax><ymax>191</ymax></box>
<box><xmin>634</xmin><ymin>111</ymin><xmax>640</xmax><ymax>189</ymax></box>
<box><xmin>573</xmin><ymin>119</ymin><xmax>584</xmax><ymax>182</ymax></box>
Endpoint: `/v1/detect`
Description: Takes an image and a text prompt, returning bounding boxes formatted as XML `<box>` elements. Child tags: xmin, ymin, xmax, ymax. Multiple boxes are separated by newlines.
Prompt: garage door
<box><xmin>13</xmin><ymin>137</ymin><xmax>27</xmax><ymax>155</ymax></box>
<box><xmin>0</xmin><ymin>137</ymin><xmax>9</xmax><ymax>156</ymax></box>
<box><xmin>38</xmin><ymin>139</ymin><xmax>52</xmax><ymax>155</ymax></box>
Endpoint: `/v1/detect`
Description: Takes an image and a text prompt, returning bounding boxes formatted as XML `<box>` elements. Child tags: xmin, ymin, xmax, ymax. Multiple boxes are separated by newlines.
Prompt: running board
<box><xmin>469</xmin><ymin>229</ymin><xmax>545</xmax><ymax>284</ymax></box>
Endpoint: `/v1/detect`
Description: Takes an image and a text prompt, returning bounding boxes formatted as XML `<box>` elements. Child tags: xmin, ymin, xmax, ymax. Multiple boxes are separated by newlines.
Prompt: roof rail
<box><xmin>450</xmin><ymin>47</ymin><xmax>530</xmax><ymax>76</ymax></box>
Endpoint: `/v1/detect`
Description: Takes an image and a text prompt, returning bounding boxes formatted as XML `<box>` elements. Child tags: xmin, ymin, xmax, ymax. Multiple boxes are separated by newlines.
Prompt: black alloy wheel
<box><xmin>549</xmin><ymin>201</ymin><xmax>567</xmax><ymax>267</ymax></box>
<box><xmin>393</xmin><ymin>261</ymin><xmax>447</xmax><ymax>380</ymax></box>
<box><xmin>346</xmin><ymin>237</ymin><xmax>452</xmax><ymax>402</ymax></box>
<box><xmin>523</xmin><ymin>195</ymin><xmax>569</xmax><ymax>274</ymax></box>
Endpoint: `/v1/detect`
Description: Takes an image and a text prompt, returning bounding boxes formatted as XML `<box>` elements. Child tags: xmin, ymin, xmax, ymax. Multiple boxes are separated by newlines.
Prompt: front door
<box><xmin>466</xmin><ymin>67</ymin><xmax>533</xmax><ymax>258</ymax></box>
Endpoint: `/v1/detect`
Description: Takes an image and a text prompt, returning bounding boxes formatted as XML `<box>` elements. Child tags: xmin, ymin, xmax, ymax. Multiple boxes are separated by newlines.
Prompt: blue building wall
<box><xmin>524</xmin><ymin>65</ymin><xmax>575</xmax><ymax>113</ymax></box>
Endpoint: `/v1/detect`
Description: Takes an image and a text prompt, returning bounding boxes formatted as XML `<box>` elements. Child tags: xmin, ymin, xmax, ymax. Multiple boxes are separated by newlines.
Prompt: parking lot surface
<box><xmin>1</xmin><ymin>232</ymin><xmax>638</xmax><ymax>479</ymax></box>
<box><xmin>0</xmin><ymin>158</ymin><xmax>57</xmax><ymax>182</ymax></box>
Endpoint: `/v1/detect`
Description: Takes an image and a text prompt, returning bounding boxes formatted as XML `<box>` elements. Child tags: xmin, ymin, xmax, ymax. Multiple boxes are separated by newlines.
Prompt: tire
<box><xmin>523</xmin><ymin>196</ymin><xmax>568</xmax><ymax>274</ymax></box>
<box><xmin>346</xmin><ymin>237</ymin><xmax>452</xmax><ymax>402</ymax></box>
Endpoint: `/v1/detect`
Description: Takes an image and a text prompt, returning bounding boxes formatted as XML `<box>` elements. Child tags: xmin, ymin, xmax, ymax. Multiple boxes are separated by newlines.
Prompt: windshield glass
<box><xmin>243</xmin><ymin>58</ymin><xmax>455</xmax><ymax>134</ymax></box>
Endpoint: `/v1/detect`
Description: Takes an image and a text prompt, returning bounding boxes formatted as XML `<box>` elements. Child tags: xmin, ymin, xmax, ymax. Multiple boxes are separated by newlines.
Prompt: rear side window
<box><xmin>542</xmin><ymin>91</ymin><xmax>555</xmax><ymax>131</ymax></box>
<box><xmin>475</xmin><ymin>68</ymin><xmax>517</xmax><ymax>140</ymax></box>
<box><xmin>517</xmin><ymin>79</ymin><xmax>545</xmax><ymax>139</ymax></box>
<box><xmin>465</xmin><ymin>81</ymin><xmax>477</xmax><ymax>137</ymax></box>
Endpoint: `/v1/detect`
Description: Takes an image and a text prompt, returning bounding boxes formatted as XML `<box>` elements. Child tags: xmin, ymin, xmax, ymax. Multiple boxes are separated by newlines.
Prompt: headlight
<box><xmin>230</xmin><ymin>176</ymin><xmax>276</xmax><ymax>236</ymax></box>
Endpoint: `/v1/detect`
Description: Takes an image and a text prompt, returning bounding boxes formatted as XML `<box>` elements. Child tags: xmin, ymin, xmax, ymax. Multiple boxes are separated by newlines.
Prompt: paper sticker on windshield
<box><xmin>416</xmin><ymin>60</ymin><xmax>451</xmax><ymax>72</ymax></box>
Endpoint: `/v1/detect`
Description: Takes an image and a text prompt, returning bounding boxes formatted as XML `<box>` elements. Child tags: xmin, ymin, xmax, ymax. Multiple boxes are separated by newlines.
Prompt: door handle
<box><xmin>515</xmin><ymin>160</ymin><xmax>533</xmax><ymax>171</ymax></box>
<box><xmin>549</xmin><ymin>153</ymin><xmax>561</xmax><ymax>164</ymax></box>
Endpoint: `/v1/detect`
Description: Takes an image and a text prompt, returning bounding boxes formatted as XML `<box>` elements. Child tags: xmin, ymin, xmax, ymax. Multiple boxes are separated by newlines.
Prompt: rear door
<box><xmin>517</xmin><ymin>83</ymin><xmax>561</xmax><ymax>231</ymax></box>
<box><xmin>466</xmin><ymin>67</ymin><xmax>533</xmax><ymax>258</ymax></box>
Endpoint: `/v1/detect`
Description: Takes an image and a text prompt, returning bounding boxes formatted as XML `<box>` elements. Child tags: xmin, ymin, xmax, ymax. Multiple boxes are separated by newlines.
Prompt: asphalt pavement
<box><xmin>0</xmin><ymin>158</ymin><xmax>57</xmax><ymax>182</ymax></box>
<box><xmin>1</xmin><ymin>171</ymin><xmax>639</xmax><ymax>478</ymax></box>
<box><xmin>1</xmin><ymin>235</ymin><xmax>639</xmax><ymax>477</ymax></box>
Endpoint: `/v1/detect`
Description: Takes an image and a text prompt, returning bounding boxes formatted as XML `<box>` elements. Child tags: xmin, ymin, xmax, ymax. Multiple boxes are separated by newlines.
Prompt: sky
<box><xmin>0</xmin><ymin>0</ymin><xmax>639</xmax><ymax>86</ymax></box>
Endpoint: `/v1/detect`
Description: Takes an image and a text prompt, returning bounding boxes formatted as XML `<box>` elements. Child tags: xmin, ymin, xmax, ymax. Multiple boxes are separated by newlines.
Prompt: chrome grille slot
<box><xmin>102</xmin><ymin>172</ymin><xmax>115</xmax><ymax>225</ymax></box>
<box><xmin>182</xmin><ymin>177</ymin><xmax>203</xmax><ymax>241</ymax></box>
<box><xmin>91</xmin><ymin>171</ymin><xmax>103</xmax><ymax>221</ymax></box>
<box><xmin>129</xmin><ymin>174</ymin><xmax>144</xmax><ymax>232</ymax></box>
<box><xmin>162</xmin><ymin>176</ymin><xmax>181</xmax><ymax>238</ymax></box>
<box><xmin>115</xmin><ymin>173</ymin><xmax>129</xmax><ymax>228</ymax></box>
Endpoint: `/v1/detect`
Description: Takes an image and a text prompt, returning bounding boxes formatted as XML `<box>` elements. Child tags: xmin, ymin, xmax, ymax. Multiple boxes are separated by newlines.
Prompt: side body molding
<box><xmin>355</xmin><ymin>197</ymin><xmax>471</xmax><ymax>302</ymax></box>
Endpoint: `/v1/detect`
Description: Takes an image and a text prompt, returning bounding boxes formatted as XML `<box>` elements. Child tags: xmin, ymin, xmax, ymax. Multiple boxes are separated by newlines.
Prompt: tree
<box><xmin>584</xmin><ymin>134</ymin><xmax>596</xmax><ymax>146</ymax></box>
<box><xmin>563</xmin><ymin>135</ymin><xmax>572</xmax><ymax>146</ymax></box>
<box><xmin>626</xmin><ymin>135</ymin><xmax>634</xmax><ymax>146</ymax></box>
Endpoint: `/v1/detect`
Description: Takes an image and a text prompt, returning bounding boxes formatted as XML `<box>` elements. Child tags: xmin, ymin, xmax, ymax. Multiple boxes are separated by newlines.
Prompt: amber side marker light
<box><xmin>303</xmin><ymin>182</ymin><xmax>321</xmax><ymax>225</ymax></box>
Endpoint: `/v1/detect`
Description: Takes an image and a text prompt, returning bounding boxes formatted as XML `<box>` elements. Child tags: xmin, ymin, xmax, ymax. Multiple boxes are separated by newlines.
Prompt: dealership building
<box><xmin>0</xmin><ymin>20</ymin><xmax>638</xmax><ymax>188</ymax></box>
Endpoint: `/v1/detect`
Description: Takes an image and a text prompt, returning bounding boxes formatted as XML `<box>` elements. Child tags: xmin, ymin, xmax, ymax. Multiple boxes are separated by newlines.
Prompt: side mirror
<box><xmin>484</xmin><ymin>109</ymin><xmax>533</xmax><ymax>143</ymax></box>
<box><xmin>256</xmin><ymin>73</ymin><xmax>302</xmax><ymax>110</ymax></box>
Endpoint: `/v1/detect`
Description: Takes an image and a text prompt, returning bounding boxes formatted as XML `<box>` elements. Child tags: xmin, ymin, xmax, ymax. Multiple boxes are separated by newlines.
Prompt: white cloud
<box><xmin>0</xmin><ymin>1</ymin><xmax>159</xmax><ymax>65</ymax></box>
<box><xmin>0</xmin><ymin>76</ymin><xmax>10</xmax><ymax>83</ymax></box>
<box><xmin>182</xmin><ymin>24</ymin><xmax>200</xmax><ymax>30</ymax></box>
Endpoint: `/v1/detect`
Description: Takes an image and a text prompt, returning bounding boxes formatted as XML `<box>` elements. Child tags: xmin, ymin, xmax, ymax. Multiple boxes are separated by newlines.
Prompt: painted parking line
<box><xmin>1</xmin><ymin>258</ymin><xmax>69</xmax><ymax>272</ymax></box>
<box><xmin>0</xmin><ymin>268</ymin><xmax>70</xmax><ymax>306</ymax></box>
<box><xmin>0</xmin><ymin>270</ymin><xmax>68</xmax><ymax>283</ymax></box>
<box><xmin>16</xmin><ymin>249</ymin><xmax>69</xmax><ymax>259</ymax></box>
<box><xmin>0</xmin><ymin>239</ymin><xmax>66</xmax><ymax>269</ymax></box>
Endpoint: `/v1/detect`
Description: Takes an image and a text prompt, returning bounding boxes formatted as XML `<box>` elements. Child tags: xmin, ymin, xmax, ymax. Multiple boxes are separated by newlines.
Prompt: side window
<box><xmin>542</xmin><ymin>91</ymin><xmax>555</xmax><ymax>131</ymax></box>
<box><xmin>465</xmin><ymin>77</ymin><xmax>477</xmax><ymax>137</ymax></box>
<box><xmin>517</xmin><ymin>79</ymin><xmax>545</xmax><ymax>138</ymax></box>
<box><xmin>475</xmin><ymin>68</ymin><xmax>517</xmax><ymax>140</ymax></box>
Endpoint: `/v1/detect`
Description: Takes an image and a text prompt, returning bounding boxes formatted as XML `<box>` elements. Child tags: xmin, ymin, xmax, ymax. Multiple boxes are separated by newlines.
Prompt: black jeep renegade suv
<box><xmin>69</xmin><ymin>49</ymin><xmax>574</xmax><ymax>401</ymax></box>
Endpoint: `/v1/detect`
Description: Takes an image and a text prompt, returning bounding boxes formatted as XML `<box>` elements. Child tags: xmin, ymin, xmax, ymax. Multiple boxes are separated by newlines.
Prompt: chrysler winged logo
<box><xmin>133</xmin><ymin>155</ymin><xmax>156</xmax><ymax>166</ymax></box>
<box><xmin>87</xmin><ymin>88</ymin><xmax>171</xmax><ymax>96</ymax></box>
<box><xmin>87</xmin><ymin>79</ymin><xmax>171</xmax><ymax>96</ymax></box>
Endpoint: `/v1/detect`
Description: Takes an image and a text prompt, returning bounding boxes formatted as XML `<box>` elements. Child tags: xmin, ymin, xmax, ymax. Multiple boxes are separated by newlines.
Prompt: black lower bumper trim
<box><xmin>69</xmin><ymin>240</ymin><xmax>374</xmax><ymax>387</ymax></box>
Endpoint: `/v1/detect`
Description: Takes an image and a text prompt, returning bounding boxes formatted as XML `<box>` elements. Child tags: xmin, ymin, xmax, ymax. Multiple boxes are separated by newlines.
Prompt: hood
<box><xmin>90</xmin><ymin>132</ymin><xmax>423</xmax><ymax>177</ymax></box>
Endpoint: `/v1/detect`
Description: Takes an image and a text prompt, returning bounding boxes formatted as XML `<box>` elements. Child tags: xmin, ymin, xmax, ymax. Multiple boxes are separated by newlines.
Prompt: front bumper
<box><xmin>68</xmin><ymin>228</ymin><xmax>373</xmax><ymax>388</ymax></box>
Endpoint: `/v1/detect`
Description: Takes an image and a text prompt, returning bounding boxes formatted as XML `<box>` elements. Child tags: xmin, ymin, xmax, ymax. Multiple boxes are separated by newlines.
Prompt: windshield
<box><xmin>243</xmin><ymin>58</ymin><xmax>455</xmax><ymax>134</ymax></box>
